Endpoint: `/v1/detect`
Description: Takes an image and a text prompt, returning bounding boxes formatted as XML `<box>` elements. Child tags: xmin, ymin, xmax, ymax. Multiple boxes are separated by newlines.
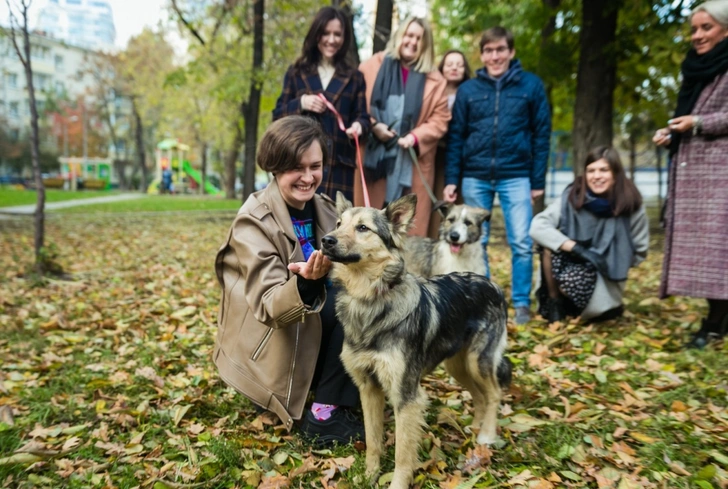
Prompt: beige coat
<box><xmin>354</xmin><ymin>52</ymin><xmax>451</xmax><ymax>236</ymax></box>
<box><xmin>213</xmin><ymin>179</ymin><xmax>337</xmax><ymax>429</ymax></box>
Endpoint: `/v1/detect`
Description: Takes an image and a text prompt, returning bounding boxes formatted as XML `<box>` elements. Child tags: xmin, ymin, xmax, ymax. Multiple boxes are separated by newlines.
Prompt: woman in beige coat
<box><xmin>355</xmin><ymin>17</ymin><xmax>450</xmax><ymax>236</ymax></box>
<box><xmin>214</xmin><ymin>116</ymin><xmax>362</xmax><ymax>445</ymax></box>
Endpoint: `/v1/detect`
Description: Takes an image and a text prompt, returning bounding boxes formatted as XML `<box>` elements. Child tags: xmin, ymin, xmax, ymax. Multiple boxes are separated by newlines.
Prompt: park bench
<box><xmin>42</xmin><ymin>178</ymin><xmax>65</xmax><ymax>189</ymax></box>
<box><xmin>84</xmin><ymin>179</ymin><xmax>107</xmax><ymax>190</ymax></box>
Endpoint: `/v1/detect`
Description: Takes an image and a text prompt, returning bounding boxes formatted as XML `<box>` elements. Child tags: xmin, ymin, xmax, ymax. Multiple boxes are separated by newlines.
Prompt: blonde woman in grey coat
<box><xmin>530</xmin><ymin>147</ymin><xmax>648</xmax><ymax>323</ymax></box>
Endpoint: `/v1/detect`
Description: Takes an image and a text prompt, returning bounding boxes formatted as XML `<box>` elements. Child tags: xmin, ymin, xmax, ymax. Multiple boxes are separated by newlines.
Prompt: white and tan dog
<box><xmin>404</xmin><ymin>203</ymin><xmax>490</xmax><ymax>278</ymax></box>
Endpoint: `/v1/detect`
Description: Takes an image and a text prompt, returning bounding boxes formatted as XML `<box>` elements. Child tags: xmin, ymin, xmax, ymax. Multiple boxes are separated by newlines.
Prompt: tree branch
<box><xmin>3</xmin><ymin>0</ymin><xmax>29</xmax><ymax>67</ymax></box>
<box><xmin>171</xmin><ymin>0</ymin><xmax>207</xmax><ymax>46</ymax></box>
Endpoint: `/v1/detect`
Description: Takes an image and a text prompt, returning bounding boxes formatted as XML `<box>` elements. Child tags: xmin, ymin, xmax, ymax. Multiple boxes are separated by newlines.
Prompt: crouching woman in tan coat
<box><xmin>214</xmin><ymin>116</ymin><xmax>362</xmax><ymax>446</ymax></box>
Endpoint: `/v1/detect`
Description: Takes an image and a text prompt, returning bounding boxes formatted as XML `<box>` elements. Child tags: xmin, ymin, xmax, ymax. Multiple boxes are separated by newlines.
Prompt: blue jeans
<box><xmin>461</xmin><ymin>177</ymin><xmax>533</xmax><ymax>308</ymax></box>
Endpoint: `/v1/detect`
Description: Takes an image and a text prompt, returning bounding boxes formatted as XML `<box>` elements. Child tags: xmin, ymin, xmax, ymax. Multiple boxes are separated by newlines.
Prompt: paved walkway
<box><xmin>0</xmin><ymin>193</ymin><xmax>145</xmax><ymax>215</ymax></box>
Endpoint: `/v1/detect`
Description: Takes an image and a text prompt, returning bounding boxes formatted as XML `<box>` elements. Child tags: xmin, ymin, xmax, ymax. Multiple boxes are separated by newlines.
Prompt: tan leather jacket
<box><xmin>213</xmin><ymin>179</ymin><xmax>338</xmax><ymax>429</ymax></box>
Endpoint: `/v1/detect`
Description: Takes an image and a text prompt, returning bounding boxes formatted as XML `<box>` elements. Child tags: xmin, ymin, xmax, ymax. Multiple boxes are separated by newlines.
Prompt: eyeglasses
<box><xmin>482</xmin><ymin>46</ymin><xmax>510</xmax><ymax>56</ymax></box>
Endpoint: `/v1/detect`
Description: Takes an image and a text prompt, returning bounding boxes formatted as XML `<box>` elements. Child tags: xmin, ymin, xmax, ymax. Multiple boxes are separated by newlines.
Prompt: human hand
<box><xmin>531</xmin><ymin>189</ymin><xmax>544</xmax><ymax>201</ymax></box>
<box><xmin>443</xmin><ymin>184</ymin><xmax>458</xmax><ymax>203</ymax></box>
<box><xmin>667</xmin><ymin>116</ymin><xmax>695</xmax><ymax>134</ymax></box>
<box><xmin>287</xmin><ymin>250</ymin><xmax>332</xmax><ymax>280</ymax></box>
<box><xmin>345</xmin><ymin>122</ymin><xmax>362</xmax><ymax>139</ymax></box>
<box><xmin>397</xmin><ymin>134</ymin><xmax>416</xmax><ymax>149</ymax></box>
<box><xmin>301</xmin><ymin>94</ymin><xmax>326</xmax><ymax>113</ymax></box>
<box><xmin>571</xmin><ymin>243</ymin><xmax>609</xmax><ymax>277</ymax></box>
<box><xmin>372</xmin><ymin>122</ymin><xmax>396</xmax><ymax>142</ymax></box>
<box><xmin>652</xmin><ymin>127</ymin><xmax>672</xmax><ymax>146</ymax></box>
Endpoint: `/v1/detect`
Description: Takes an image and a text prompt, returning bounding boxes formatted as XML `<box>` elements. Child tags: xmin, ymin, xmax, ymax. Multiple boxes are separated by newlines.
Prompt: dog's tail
<box><xmin>496</xmin><ymin>356</ymin><xmax>513</xmax><ymax>389</ymax></box>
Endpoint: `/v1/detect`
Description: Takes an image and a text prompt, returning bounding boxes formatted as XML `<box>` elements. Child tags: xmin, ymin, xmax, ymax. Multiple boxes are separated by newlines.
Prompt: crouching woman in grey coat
<box><xmin>530</xmin><ymin>146</ymin><xmax>649</xmax><ymax>323</ymax></box>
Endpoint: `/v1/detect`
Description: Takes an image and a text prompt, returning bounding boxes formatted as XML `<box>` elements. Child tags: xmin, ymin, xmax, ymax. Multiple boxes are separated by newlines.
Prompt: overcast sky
<box><xmin>1</xmin><ymin>0</ymin><xmax>170</xmax><ymax>49</ymax></box>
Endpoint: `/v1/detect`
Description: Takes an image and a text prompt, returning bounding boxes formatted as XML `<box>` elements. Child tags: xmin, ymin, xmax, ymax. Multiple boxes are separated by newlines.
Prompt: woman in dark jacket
<box><xmin>653</xmin><ymin>0</ymin><xmax>728</xmax><ymax>348</ymax></box>
<box><xmin>273</xmin><ymin>7</ymin><xmax>370</xmax><ymax>201</ymax></box>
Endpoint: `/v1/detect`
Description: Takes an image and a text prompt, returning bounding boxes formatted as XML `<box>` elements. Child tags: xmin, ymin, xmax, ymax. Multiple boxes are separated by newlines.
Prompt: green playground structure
<box><xmin>148</xmin><ymin>139</ymin><xmax>221</xmax><ymax>195</ymax></box>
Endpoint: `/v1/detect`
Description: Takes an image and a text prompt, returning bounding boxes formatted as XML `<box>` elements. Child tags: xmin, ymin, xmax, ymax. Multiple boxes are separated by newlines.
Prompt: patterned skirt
<box><xmin>537</xmin><ymin>251</ymin><xmax>598</xmax><ymax>318</ymax></box>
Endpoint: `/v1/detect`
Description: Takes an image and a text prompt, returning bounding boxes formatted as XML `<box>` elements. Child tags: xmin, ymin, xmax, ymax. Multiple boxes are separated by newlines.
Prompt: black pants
<box><xmin>309</xmin><ymin>284</ymin><xmax>360</xmax><ymax>408</ymax></box>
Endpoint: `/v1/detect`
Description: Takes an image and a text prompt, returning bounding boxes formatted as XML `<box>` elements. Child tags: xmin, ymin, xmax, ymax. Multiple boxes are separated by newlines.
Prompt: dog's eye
<box><xmin>464</xmin><ymin>220</ymin><xmax>473</xmax><ymax>226</ymax></box>
<box><xmin>335</xmin><ymin>220</ymin><xmax>341</xmax><ymax>229</ymax></box>
<box><xmin>356</xmin><ymin>224</ymin><xmax>369</xmax><ymax>232</ymax></box>
<box><xmin>446</xmin><ymin>217</ymin><xmax>455</xmax><ymax>223</ymax></box>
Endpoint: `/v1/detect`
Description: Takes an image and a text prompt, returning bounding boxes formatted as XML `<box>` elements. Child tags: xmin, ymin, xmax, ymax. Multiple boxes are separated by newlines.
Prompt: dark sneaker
<box><xmin>515</xmin><ymin>306</ymin><xmax>531</xmax><ymax>325</ymax></box>
<box><xmin>300</xmin><ymin>408</ymin><xmax>364</xmax><ymax>447</ymax></box>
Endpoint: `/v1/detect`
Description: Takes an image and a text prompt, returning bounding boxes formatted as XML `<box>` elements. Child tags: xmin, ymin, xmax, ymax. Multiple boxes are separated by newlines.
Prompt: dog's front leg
<box><xmin>359</xmin><ymin>379</ymin><xmax>386</xmax><ymax>479</ymax></box>
<box><xmin>390</xmin><ymin>388</ymin><xmax>427</xmax><ymax>489</ymax></box>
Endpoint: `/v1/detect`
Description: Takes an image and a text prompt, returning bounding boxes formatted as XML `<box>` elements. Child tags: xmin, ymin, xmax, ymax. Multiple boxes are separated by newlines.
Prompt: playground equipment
<box><xmin>59</xmin><ymin>157</ymin><xmax>114</xmax><ymax>190</ymax></box>
<box><xmin>148</xmin><ymin>139</ymin><xmax>220</xmax><ymax>195</ymax></box>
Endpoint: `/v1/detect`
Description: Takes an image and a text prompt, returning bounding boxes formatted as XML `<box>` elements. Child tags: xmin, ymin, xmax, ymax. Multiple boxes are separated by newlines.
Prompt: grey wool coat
<box><xmin>661</xmin><ymin>73</ymin><xmax>728</xmax><ymax>300</ymax></box>
<box><xmin>530</xmin><ymin>198</ymin><xmax>649</xmax><ymax>320</ymax></box>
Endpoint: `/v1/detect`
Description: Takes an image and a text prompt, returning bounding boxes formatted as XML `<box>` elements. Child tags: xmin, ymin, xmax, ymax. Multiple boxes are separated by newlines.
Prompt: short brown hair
<box><xmin>568</xmin><ymin>146</ymin><xmax>643</xmax><ymax>217</ymax></box>
<box><xmin>479</xmin><ymin>26</ymin><xmax>514</xmax><ymax>52</ymax></box>
<box><xmin>257</xmin><ymin>116</ymin><xmax>329</xmax><ymax>174</ymax></box>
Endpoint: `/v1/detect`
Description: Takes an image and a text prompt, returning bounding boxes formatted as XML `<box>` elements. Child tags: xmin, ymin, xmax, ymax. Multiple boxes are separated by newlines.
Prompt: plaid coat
<box><xmin>661</xmin><ymin>72</ymin><xmax>728</xmax><ymax>300</ymax></box>
<box><xmin>273</xmin><ymin>66</ymin><xmax>370</xmax><ymax>201</ymax></box>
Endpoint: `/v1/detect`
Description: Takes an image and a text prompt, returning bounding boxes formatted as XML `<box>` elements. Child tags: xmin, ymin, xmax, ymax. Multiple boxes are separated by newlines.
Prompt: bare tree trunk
<box><xmin>629</xmin><ymin>133</ymin><xmax>636</xmax><ymax>181</ymax></box>
<box><xmin>539</xmin><ymin>0</ymin><xmax>561</xmax><ymax>104</ymax></box>
<box><xmin>131</xmin><ymin>98</ymin><xmax>148</xmax><ymax>191</ymax></box>
<box><xmin>224</xmin><ymin>126</ymin><xmax>242</xmax><ymax>199</ymax></box>
<box><xmin>241</xmin><ymin>0</ymin><xmax>264</xmax><ymax>203</ymax></box>
<box><xmin>372</xmin><ymin>0</ymin><xmax>393</xmax><ymax>54</ymax></box>
<box><xmin>200</xmin><ymin>141</ymin><xmax>208</xmax><ymax>195</ymax></box>
<box><xmin>6</xmin><ymin>1</ymin><xmax>45</xmax><ymax>271</ymax></box>
<box><xmin>572</xmin><ymin>0</ymin><xmax>620</xmax><ymax>170</ymax></box>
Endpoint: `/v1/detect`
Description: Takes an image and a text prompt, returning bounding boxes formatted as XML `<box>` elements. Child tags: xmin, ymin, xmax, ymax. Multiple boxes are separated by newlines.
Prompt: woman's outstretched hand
<box><xmin>288</xmin><ymin>250</ymin><xmax>332</xmax><ymax>280</ymax></box>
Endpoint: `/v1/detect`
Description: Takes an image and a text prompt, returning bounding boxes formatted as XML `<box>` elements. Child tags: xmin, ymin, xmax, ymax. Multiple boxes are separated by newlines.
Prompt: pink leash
<box><xmin>317</xmin><ymin>93</ymin><xmax>370</xmax><ymax>207</ymax></box>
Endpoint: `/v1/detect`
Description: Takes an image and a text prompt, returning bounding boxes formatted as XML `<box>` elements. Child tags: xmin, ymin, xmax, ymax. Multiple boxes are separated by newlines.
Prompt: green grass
<box><xmin>0</xmin><ymin>189</ymin><xmax>118</xmax><ymax>207</ymax></box>
<box><xmin>53</xmin><ymin>195</ymin><xmax>242</xmax><ymax>213</ymax></box>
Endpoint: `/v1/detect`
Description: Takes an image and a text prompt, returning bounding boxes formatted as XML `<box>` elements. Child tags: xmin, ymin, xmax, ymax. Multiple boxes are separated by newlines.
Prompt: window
<box><xmin>9</xmin><ymin>102</ymin><xmax>19</xmax><ymax>117</ymax></box>
<box><xmin>66</xmin><ymin>0</ymin><xmax>82</xmax><ymax>4</ymax></box>
<box><xmin>55</xmin><ymin>55</ymin><xmax>64</xmax><ymax>71</ymax></box>
<box><xmin>30</xmin><ymin>45</ymin><xmax>50</xmax><ymax>60</ymax></box>
<box><xmin>55</xmin><ymin>81</ymin><xmax>65</xmax><ymax>93</ymax></box>
<box><xmin>6</xmin><ymin>73</ymin><xmax>18</xmax><ymax>88</ymax></box>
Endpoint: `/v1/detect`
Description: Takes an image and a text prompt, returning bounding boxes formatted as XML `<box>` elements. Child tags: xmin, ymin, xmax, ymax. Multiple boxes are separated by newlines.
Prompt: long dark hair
<box><xmin>293</xmin><ymin>7</ymin><xmax>353</xmax><ymax>75</ymax></box>
<box><xmin>437</xmin><ymin>49</ymin><xmax>472</xmax><ymax>83</ymax></box>
<box><xmin>568</xmin><ymin>146</ymin><xmax>643</xmax><ymax>217</ymax></box>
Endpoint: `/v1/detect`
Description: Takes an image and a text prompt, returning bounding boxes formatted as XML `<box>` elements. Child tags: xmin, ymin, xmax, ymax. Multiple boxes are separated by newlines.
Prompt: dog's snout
<box><xmin>322</xmin><ymin>235</ymin><xmax>338</xmax><ymax>248</ymax></box>
<box><xmin>449</xmin><ymin>231</ymin><xmax>460</xmax><ymax>242</ymax></box>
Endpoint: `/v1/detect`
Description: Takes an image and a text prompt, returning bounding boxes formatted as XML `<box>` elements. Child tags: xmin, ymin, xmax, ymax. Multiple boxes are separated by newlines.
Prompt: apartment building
<box><xmin>36</xmin><ymin>0</ymin><xmax>116</xmax><ymax>52</ymax></box>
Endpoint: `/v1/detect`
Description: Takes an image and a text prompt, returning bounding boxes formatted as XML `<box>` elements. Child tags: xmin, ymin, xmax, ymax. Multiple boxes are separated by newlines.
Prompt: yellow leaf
<box><xmin>0</xmin><ymin>453</ymin><xmax>43</xmax><ymax>465</ymax></box>
<box><xmin>172</xmin><ymin>404</ymin><xmax>192</xmax><ymax>427</ymax></box>
<box><xmin>628</xmin><ymin>432</ymin><xmax>658</xmax><ymax>444</ymax></box>
<box><xmin>171</xmin><ymin>305</ymin><xmax>197</xmax><ymax>319</ymax></box>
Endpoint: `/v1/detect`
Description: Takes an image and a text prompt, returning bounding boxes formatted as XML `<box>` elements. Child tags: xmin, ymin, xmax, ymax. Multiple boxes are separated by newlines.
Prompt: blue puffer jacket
<box><xmin>445</xmin><ymin>60</ymin><xmax>551</xmax><ymax>189</ymax></box>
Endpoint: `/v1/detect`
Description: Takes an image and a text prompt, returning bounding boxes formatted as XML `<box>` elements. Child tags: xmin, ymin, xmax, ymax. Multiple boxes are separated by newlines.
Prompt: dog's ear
<box><xmin>473</xmin><ymin>207</ymin><xmax>491</xmax><ymax>225</ymax></box>
<box><xmin>432</xmin><ymin>200</ymin><xmax>451</xmax><ymax>218</ymax></box>
<box><xmin>335</xmin><ymin>191</ymin><xmax>352</xmax><ymax>216</ymax></box>
<box><xmin>385</xmin><ymin>194</ymin><xmax>417</xmax><ymax>235</ymax></box>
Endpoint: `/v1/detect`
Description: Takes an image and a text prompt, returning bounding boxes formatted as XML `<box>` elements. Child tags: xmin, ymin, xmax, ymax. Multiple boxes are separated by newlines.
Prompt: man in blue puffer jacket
<box><xmin>443</xmin><ymin>26</ymin><xmax>551</xmax><ymax>325</ymax></box>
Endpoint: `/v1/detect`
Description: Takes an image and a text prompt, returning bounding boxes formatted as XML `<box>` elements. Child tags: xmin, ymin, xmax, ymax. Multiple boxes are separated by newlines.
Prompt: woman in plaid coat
<box><xmin>273</xmin><ymin>7</ymin><xmax>370</xmax><ymax>201</ymax></box>
<box><xmin>653</xmin><ymin>0</ymin><xmax>728</xmax><ymax>348</ymax></box>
